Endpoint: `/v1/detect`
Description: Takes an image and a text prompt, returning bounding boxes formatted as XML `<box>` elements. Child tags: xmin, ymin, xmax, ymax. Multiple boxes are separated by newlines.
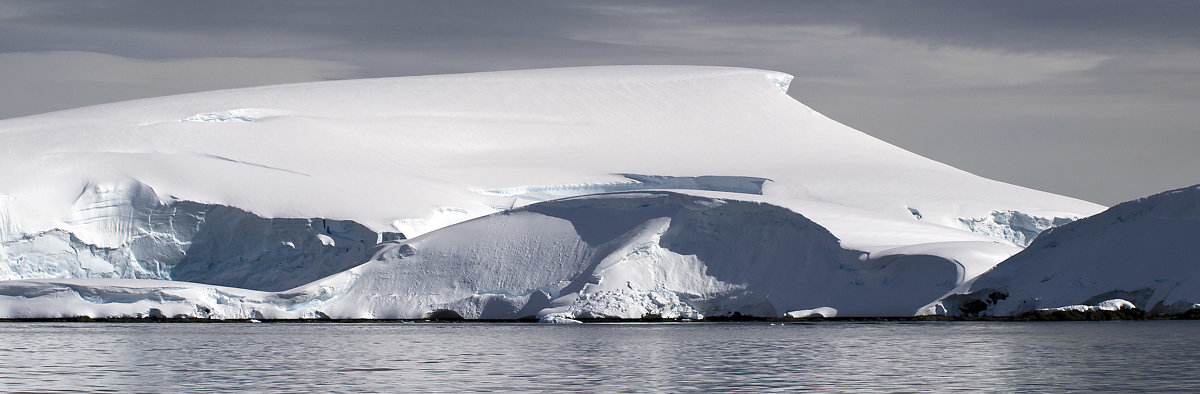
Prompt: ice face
<box><xmin>2</xmin><ymin>191</ymin><xmax>976</xmax><ymax>319</ymax></box>
<box><xmin>958</xmin><ymin>210</ymin><xmax>1076</xmax><ymax>247</ymax></box>
<box><xmin>1</xmin><ymin>181</ymin><xmax>382</xmax><ymax>291</ymax></box>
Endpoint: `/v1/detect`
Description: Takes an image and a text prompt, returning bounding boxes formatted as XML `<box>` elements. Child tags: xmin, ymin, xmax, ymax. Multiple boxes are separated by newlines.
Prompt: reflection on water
<box><xmin>2</xmin><ymin>321</ymin><xmax>1199</xmax><ymax>392</ymax></box>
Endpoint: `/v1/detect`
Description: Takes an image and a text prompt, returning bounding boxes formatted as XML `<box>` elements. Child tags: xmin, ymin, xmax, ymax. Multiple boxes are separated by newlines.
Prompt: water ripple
<box><xmin>1</xmin><ymin>321</ymin><xmax>1199</xmax><ymax>392</ymax></box>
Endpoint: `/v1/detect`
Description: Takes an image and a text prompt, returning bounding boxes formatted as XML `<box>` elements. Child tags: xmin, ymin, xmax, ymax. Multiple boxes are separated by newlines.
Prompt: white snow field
<box><xmin>0</xmin><ymin>66</ymin><xmax>1106</xmax><ymax>318</ymax></box>
<box><xmin>923</xmin><ymin>185</ymin><xmax>1200</xmax><ymax>317</ymax></box>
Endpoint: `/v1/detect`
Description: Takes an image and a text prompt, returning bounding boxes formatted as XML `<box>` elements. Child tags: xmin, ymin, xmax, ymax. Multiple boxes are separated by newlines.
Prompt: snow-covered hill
<box><xmin>924</xmin><ymin>185</ymin><xmax>1200</xmax><ymax>317</ymax></box>
<box><xmin>0</xmin><ymin>66</ymin><xmax>1104</xmax><ymax>318</ymax></box>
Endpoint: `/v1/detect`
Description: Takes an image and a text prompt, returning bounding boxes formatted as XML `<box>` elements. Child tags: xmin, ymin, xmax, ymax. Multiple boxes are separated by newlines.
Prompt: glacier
<box><xmin>0</xmin><ymin>192</ymin><xmax>975</xmax><ymax>319</ymax></box>
<box><xmin>0</xmin><ymin>65</ymin><xmax>1114</xmax><ymax>319</ymax></box>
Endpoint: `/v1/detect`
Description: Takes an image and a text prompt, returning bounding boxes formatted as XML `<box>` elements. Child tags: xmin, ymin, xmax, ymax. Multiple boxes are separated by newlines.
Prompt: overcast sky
<box><xmin>1</xmin><ymin>0</ymin><xmax>1196</xmax><ymax>205</ymax></box>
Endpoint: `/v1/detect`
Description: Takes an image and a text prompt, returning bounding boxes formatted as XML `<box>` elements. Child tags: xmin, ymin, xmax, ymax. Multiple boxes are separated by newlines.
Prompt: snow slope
<box><xmin>923</xmin><ymin>185</ymin><xmax>1200</xmax><ymax>316</ymax></box>
<box><xmin>0</xmin><ymin>66</ymin><xmax>1104</xmax><ymax>318</ymax></box>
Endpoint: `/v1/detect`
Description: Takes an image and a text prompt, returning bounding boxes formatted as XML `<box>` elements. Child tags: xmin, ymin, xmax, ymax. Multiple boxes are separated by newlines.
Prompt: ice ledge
<box><xmin>959</xmin><ymin>210</ymin><xmax>1076</xmax><ymax>247</ymax></box>
<box><xmin>473</xmin><ymin>174</ymin><xmax>771</xmax><ymax>203</ymax></box>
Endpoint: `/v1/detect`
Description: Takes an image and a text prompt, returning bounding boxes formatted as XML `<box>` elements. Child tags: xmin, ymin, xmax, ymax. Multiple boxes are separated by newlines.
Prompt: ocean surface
<box><xmin>2</xmin><ymin>321</ymin><xmax>1198</xmax><ymax>392</ymax></box>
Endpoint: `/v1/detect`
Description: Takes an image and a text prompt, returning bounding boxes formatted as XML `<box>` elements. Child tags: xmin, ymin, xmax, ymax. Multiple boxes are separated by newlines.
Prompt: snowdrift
<box><xmin>924</xmin><ymin>185</ymin><xmax>1200</xmax><ymax>316</ymax></box>
<box><xmin>0</xmin><ymin>66</ymin><xmax>1106</xmax><ymax>318</ymax></box>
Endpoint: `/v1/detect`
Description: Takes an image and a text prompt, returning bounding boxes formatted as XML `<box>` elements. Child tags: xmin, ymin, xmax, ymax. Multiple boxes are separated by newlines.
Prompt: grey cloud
<box><xmin>0</xmin><ymin>1</ymin><xmax>1197</xmax><ymax>205</ymax></box>
<box><xmin>638</xmin><ymin>1</ymin><xmax>1200</xmax><ymax>53</ymax></box>
<box><xmin>0</xmin><ymin>51</ymin><xmax>356</xmax><ymax>118</ymax></box>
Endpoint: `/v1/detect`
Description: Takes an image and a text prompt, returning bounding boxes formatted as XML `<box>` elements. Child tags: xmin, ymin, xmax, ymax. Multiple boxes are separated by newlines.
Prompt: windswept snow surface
<box><xmin>0</xmin><ymin>66</ymin><xmax>1104</xmax><ymax>318</ymax></box>
<box><xmin>924</xmin><ymin>185</ymin><xmax>1200</xmax><ymax>317</ymax></box>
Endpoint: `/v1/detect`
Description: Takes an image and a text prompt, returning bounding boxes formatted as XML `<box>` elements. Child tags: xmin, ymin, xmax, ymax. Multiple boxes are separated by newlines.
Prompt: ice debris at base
<box><xmin>924</xmin><ymin>185</ymin><xmax>1200</xmax><ymax>317</ymax></box>
<box><xmin>785</xmin><ymin>307</ymin><xmax>838</xmax><ymax>318</ymax></box>
<box><xmin>0</xmin><ymin>279</ymin><xmax>301</xmax><ymax>320</ymax></box>
<box><xmin>1040</xmin><ymin>299</ymin><xmax>1136</xmax><ymax>313</ymax></box>
<box><xmin>538</xmin><ymin>314</ymin><xmax>583</xmax><ymax>324</ymax></box>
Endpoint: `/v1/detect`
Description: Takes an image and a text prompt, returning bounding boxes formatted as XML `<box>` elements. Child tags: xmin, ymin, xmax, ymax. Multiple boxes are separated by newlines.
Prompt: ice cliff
<box><xmin>0</xmin><ymin>181</ymin><xmax>383</xmax><ymax>291</ymax></box>
<box><xmin>0</xmin><ymin>192</ymin><xmax>973</xmax><ymax>319</ymax></box>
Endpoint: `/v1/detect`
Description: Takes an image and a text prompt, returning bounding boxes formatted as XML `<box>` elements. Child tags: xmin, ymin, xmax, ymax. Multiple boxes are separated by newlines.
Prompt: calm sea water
<box><xmin>1</xmin><ymin>321</ymin><xmax>1198</xmax><ymax>392</ymax></box>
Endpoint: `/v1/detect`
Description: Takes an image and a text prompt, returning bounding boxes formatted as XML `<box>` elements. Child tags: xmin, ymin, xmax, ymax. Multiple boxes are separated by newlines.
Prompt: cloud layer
<box><xmin>0</xmin><ymin>51</ymin><xmax>355</xmax><ymax>117</ymax></box>
<box><xmin>1</xmin><ymin>0</ymin><xmax>1196</xmax><ymax>205</ymax></box>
